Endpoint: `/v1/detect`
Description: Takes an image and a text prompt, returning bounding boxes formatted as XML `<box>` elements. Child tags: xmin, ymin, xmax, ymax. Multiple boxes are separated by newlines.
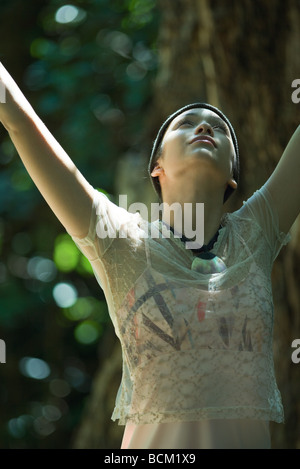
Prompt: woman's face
<box><xmin>153</xmin><ymin>107</ymin><xmax>237</xmax><ymax>193</ymax></box>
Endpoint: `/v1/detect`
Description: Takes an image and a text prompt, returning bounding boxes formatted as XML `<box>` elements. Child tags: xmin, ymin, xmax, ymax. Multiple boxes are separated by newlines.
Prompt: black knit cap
<box><xmin>148</xmin><ymin>103</ymin><xmax>239</xmax><ymax>203</ymax></box>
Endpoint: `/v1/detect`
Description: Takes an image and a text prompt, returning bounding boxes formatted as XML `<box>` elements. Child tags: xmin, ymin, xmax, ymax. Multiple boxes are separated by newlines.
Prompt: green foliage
<box><xmin>0</xmin><ymin>0</ymin><xmax>159</xmax><ymax>448</ymax></box>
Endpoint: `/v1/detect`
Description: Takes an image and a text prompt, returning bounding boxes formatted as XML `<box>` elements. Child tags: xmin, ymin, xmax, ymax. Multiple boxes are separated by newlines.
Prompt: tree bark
<box><xmin>73</xmin><ymin>0</ymin><xmax>300</xmax><ymax>449</ymax></box>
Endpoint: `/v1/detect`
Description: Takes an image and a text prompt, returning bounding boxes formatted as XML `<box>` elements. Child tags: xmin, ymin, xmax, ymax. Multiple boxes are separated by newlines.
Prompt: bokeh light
<box><xmin>53</xmin><ymin>234</ymin><xmax>80</xmax><ymax>272</ymax></box>
<box><xmin>7</xmin><ymin>415</ymin><xmax>33</xmax><ymax>439</ymax></box>
<box><xmin>19</xmin><ymin>357</ymin><xmax>51</xmax><ymax>380</ymax></box>
<box><xmin>53</xmin><ymin>282</ymin><xmax>78</xmax><ymax>308</ymax></box>
<box><xmin>55</xmin><ymin>5</ymin><xmax>86</xmax><ymax>25</ymax></box>
<box><xmin>49</xmin><ymin>379</ymin><xmax>71</xmax><ymax>398</ymax></box>
<box><xmin>74</xmin><ymin>320</ymin><xmax>101</xmax><ymax>345</ymax></box>
<box><xmin>27</xmin><ymin>256</ymin><xmax>57</xmax><ymax>282</ymax></box>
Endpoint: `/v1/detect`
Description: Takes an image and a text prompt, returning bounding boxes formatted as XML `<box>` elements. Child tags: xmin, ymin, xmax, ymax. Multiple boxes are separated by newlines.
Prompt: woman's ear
<box><xmin>227</xmin><ymin>177</ymin><xmax>238</xmax><ymax>190</ymax></box>
<box><xmin>151</xmin><ymin>162</ymin><xmax>164</xmax><ymax>178</ymax></box>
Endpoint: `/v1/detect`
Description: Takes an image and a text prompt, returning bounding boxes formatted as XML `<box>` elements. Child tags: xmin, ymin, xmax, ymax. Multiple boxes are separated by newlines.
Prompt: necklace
<box><xmin>162</xmin><ymin>221</ymin><xmax>227</xmax><ymax>274</ymax></box>
<box><xmin>190</xmin><ymin>251</ymin><xmax>227</xmax><ymax>274</ymax></box>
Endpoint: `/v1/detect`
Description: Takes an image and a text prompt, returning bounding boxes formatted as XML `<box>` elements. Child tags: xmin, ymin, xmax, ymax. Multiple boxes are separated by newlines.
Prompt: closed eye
<box><xmin>174</xmin><ymin>117</ymin><xmax>229</xmax><ymax>135</ymax></box>
<box><xmin>175</xmin><ymin>119</ymin><xmax>194</xmax><ymax>128</ymax></box>
<box><xmin>213</xmin><ymin>123</ymin><xmax>228</xmax><ymax>133</ymax></box>
<box><xmin>213</xmin><ymin>122</ymin><xmax>230</xmax><ymax>135</ymax></box>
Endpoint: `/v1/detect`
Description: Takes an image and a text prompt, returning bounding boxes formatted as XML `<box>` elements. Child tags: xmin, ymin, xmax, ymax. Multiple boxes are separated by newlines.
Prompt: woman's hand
<box><xmin>0</xmin><ymin>61</ymin><xmax>95</xmax><ymax>237</ymax></box>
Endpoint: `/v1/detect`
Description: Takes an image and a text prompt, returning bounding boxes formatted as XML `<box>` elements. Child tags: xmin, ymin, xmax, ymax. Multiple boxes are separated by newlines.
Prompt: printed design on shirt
<box><xmin>214</xmin><ymin>284</ymin><xmax>253</xmax><ymax>351</ymax></box>
<box><xmin>240</xmin><ymin>316</ymin><xmax>253</xmax><ymax>351</ymax></box>
<box><xmin>217</xmin><ymin>316</ymin><xmax>234</xmax><ymax>347</ymax></box>
<box><xmin>197</xmin><ymin>301</ymin><xmax>206</xmax><ymax>322</ymax></box>
<box><xmin>141</xmin><ymin>313</ymin><xmax>180</xmax><ymax>351</ymax></box>
<box><xmin>119</xmin><ymin>267</ymin><xmax>266</xmax><ymax>369</ymax></box>
<box><xmin>138</xmin><ymin>269</ymin><xmax>182</xmax><ymax>351</ymax></box>
<box><xmin>216</xmin><ymin>313</ymin><xmax>253</xmax><ymax>351</ymax></box>
<box><xmin>127</xmin><ymin>287</ymin><xmax>135</xmax><ymax>309</ymax></box>
<box><xmin>119</xmin><ymin>270</ymin><xmax>194</xmax><ymax>367</ymax></box>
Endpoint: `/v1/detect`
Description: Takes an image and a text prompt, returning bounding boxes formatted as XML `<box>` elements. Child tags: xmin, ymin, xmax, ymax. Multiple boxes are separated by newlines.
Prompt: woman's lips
<box><xmin>190</xmin><ymin>136</ymin><xmax>216</xmax><ymax>147</ymax></box>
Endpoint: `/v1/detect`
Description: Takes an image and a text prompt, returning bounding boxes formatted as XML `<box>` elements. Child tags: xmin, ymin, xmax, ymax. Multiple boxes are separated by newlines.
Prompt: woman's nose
<box><xmin>195</xmin><ymin>122</ymin><xmax>214</xmax><ymax>136</ymax></box>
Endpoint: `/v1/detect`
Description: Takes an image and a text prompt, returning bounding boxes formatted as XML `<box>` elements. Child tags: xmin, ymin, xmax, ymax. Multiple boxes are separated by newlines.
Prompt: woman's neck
<box><xmin>161</xmin><ymin>183</ymin><xmax>225</xmax><ymax>246</ymax></box>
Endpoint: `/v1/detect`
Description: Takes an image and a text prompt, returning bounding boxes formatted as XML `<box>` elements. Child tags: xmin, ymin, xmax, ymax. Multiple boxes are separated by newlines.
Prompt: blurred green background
<box><xmin>0</xmin><ymin>0</ymin><xmax>159</xmax><ymax>448</ymax></box>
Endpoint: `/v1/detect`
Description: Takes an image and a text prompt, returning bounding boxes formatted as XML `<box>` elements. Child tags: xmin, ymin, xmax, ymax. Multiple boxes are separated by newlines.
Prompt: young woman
<box><xmin>1</xmin><ymin>62</ymin><xmax>299</xmax><ymax>449</ymax></box>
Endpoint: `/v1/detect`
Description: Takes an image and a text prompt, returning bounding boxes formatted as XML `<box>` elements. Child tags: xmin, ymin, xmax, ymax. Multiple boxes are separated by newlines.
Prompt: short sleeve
<box><xmin>237</xmin><ymin>183</ymin><xmax>291</xmax><ymax>262</ymax></box>
<box><xmin>67</xmin><ymin>188</ymin><xmax>142</xmax><ymax>261</ymax></box>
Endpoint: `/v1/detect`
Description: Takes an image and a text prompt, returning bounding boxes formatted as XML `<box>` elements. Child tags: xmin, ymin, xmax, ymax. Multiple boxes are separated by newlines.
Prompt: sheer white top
<box><xmin>69</xmin><ymin>184</ymin><xmax>290</xmax><ymax>432</ymax></box>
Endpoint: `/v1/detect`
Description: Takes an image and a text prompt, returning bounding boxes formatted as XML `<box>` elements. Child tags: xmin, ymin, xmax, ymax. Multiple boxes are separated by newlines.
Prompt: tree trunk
<box><xmin>72</xmin><ymin>0</ymin><xmax>300</xmax><ymax>449</ymax></box>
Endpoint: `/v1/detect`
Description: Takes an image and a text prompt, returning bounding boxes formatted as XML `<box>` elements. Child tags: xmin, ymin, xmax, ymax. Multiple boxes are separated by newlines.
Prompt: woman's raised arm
<box><xmin>264</xmin><ymin>124</ymin><xmax>300</xmax><ymax>234</ymax></box>
<box><xmin>0</xmin><ymin>62</ymin><xmax>95</xmax><ymax>238</ymax></box>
